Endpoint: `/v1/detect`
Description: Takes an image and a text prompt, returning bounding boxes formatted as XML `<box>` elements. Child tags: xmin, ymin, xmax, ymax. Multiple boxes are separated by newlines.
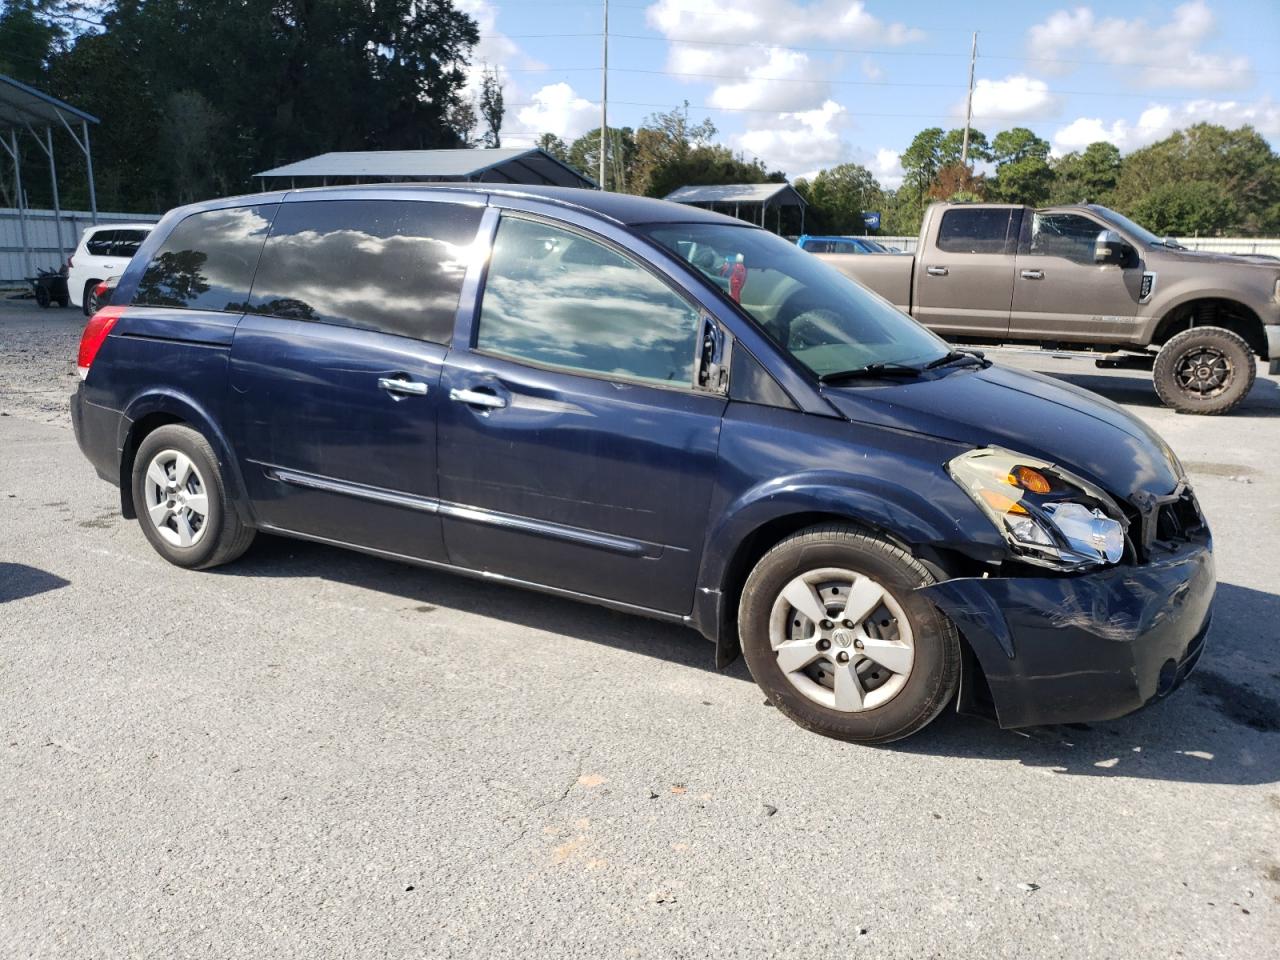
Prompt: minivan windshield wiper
<box><xmin>924</xmin><ymin>349</ymin><xmax>989</xmax><ymax>370</ymax></box>
<box><xmin>819</xmin><ymin>362</ymin><xmax>924</xmax><ymax>383</ymax></box>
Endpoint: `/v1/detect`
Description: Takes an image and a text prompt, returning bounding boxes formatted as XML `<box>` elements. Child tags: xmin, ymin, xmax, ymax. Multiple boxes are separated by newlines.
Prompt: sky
<box><xmin>455</xmin><ymin>0</ymin><xmax>1280</xmax><ymax>187</ymax></box>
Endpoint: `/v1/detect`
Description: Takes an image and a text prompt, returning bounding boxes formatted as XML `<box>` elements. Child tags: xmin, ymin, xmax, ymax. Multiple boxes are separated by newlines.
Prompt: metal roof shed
<box><xmin>254</xmin><ymin>148</ymin><xmax>596</xmax><ymax>190</ymax></box>
<box><xmin>665</xmin><ymin>182</ymin><xmax>806</xmax><ymax>233</ymax></box>
<box><xmin>1</xmin><ymin>73</ymin><xmax>100</xmax><ymax>279</ymax></box>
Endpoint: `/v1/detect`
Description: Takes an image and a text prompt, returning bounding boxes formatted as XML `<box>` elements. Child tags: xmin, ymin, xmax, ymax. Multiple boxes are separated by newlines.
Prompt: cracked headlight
<box><xmin>948</xmin><ymin>447</ymin><xmax>1128</xmax><ymax>571</ymax></box>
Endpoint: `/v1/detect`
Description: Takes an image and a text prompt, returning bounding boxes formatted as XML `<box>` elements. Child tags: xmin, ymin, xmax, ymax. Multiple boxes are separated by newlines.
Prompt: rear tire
<box><xmin>35</xmin><ymin>285</ymin><xmax>50</xmax><ymax>308</ymax></box>
<box><xmin>738</xmin><ymin>524</ymin><xmax>960</xmax><ymax>744</ymax></box>
<box><xmin>1153</xmin><ymin>326</ymin><xmax>1256</xmax><ymax>415</ymax></box>
<box><xmin>130</xmin><ymin>424</ymin><xmax>255</xmax><ymax>569</ymax></box>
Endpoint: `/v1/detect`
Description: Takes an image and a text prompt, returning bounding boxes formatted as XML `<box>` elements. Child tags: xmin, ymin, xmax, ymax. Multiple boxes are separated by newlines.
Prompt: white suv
<box><xmin>67</xmin><ymin>223</ymin><xmax>154</xmax><ymax>315</ymax></box>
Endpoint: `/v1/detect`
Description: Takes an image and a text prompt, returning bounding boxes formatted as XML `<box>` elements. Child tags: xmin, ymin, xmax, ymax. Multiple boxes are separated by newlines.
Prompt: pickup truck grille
<box><xmin>1123</xmin><ymin>484</ymin><xmax>1207</xmax><ymax>562</ymax></box>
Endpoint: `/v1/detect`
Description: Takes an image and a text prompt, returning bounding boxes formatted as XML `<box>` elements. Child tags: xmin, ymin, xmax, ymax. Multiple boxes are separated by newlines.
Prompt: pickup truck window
<box><xmin>642</xmin><ymin>222</ymin><xmax>948</xmax><ymax>378</ymax></box>
<box><xmin>936</xmin><ymin>208</ymin><xmax>1018</xmax><ymax>255</ymax></box>
<box><xmin>1024</xmin><ymin>212</ymin><xmax>1103</xmax><ymax>264</ymax></box>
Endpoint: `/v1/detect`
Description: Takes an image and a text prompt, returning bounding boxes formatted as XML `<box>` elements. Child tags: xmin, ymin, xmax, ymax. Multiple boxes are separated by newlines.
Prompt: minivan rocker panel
<box><xmin>71</xmin><ymin>184</ymin><xmax>1214</xmax><ymax>744</ymax></box>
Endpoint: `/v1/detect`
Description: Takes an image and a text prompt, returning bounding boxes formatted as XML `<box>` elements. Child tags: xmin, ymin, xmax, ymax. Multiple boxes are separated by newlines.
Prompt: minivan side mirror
<box><xmin>1094</xmin><ymin>230</ymin><xmax>1133</xmax><ymax>266</ymax></box>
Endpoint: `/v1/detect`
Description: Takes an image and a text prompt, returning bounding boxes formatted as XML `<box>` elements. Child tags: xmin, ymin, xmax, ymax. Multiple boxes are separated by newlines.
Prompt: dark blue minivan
<box><xmin>71</xmin><ymin>185</ymin><xmax>1215</xmax><ymax>743</ymax></box>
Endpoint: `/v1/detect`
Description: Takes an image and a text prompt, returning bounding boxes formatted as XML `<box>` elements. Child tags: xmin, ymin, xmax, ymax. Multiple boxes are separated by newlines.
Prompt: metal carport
<box><xmin>665</xmin><ymin>182</ymin><xmax>807</xmax><ymax>234</ymax></box>
<box><xmin>0</xmin><ymin>73</ymin><xmax>99</xmax><ymax>280</ymax></box>
<box><xmin>254</xmin><ymin>148</ymin><xmax>596</xmax><ymax>190</ymax></box>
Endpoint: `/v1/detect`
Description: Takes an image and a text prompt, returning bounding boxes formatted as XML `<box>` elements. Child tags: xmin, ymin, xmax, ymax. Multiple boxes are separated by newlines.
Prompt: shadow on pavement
<box><xmin>0</xmin><ymin>563</ymin><xmax>70</xmax><ymax>603</ymax></box>
<box><xmin>220</xmin><ymin>536</ymin><xmax>1279</xmax><ymax>786</ymax></box>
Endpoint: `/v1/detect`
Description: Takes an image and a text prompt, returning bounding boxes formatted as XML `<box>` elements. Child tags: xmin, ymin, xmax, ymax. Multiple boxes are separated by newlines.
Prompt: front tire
<box><xmin>1153</xmin><ymin>326</ymin><xmax>1256</xmax><ymax>415</ymax></box>
<box><xmin>739</xmin><ymin>524</ymin><xmax>960</xmax><ymax>744</ymax></box>
<box><xmin>130</xmin><ymin>424</ymin><xmax>255</xmax><ymax>569</ymax></box>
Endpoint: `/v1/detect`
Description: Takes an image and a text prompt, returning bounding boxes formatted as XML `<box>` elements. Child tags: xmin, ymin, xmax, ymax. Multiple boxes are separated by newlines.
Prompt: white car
<box><xmin>67</xmin><ymin>223</ymin><xmax>154</xmax><ymax>315</ymax></box>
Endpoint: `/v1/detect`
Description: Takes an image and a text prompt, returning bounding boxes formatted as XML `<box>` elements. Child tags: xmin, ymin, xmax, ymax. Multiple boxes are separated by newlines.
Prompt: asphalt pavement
<box><xmin>2</xmin><ymin>296</ymin><xmax>1278</xmax><ymax>958</ymax></box>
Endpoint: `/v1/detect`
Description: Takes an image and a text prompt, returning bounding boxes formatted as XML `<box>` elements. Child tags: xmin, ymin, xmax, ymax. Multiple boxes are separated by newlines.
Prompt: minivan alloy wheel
<box><xmin>768</xmin><ymin>566</ymin><xmax>914</xmax><ymax>712</ymax></box>
<box><xmin>143</xmin><ymin>449</ymin><xmax>209</xmax><ymax>547</ymax></box>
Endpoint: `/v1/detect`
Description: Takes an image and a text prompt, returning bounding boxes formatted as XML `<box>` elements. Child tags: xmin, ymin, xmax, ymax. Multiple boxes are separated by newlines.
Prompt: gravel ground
<box><xmin>0</xmin><ymin>294</ymin><xmax>84</xmax><ymax>424</ymax></box>
<box><xmin>2</xmin><ymin>297</ymin><xmax>1278</xmax><ymax>959</ymax></box>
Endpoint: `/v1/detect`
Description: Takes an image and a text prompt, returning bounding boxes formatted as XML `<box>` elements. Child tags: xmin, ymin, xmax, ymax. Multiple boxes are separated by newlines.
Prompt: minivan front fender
<box><xmin>694</xmin><ymin>470</ymin><xmax>1005</xmax><ymax>663</ymax></box>
<box><xmin>117</xmin><ymin>388</ymin><xmax>253</xmax><ymax>525</ymax></box>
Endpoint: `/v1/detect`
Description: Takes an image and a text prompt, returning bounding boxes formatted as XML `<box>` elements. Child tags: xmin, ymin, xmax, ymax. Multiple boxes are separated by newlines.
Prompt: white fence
<box><xmin>1</xmin><ymin>207</ymin><xmax>161</xmax><ymax>285</ymax></box>
<box><xmin>874</xmin><ymin>235</ymin><xmax>1280</xmax><ymax>257</ymax></box>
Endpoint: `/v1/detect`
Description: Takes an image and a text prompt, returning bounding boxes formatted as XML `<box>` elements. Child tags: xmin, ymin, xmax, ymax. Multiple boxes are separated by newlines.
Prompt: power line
<box><xmin>500</xmin><ymin>65</ymin><xmax>1258</xmax><ymax>104</ymax></box>
<box><xmin>599</xmin><ymin>31</ymin><xmax>1280</xmax><ymax>76</ymax></box>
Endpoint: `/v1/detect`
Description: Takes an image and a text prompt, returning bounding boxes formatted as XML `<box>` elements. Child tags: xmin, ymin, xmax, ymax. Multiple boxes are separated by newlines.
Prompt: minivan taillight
<box><xmin>77</xmin><ymin>306</ymin><xmax>125</xmax><ymax>380</ymax></box>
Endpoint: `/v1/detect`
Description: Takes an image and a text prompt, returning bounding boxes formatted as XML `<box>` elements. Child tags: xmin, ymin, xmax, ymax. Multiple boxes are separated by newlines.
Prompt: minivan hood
<box><xmin>822</xmin><ymin>364</ymin><xmax>1182</xmax><ymax>500</ymax></box>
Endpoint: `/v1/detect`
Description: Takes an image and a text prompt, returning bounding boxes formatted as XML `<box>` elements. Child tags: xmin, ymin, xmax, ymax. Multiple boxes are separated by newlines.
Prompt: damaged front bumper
<box><xmin>919</xmin><ymin>541</ymin><xmax>1215</xmax><ymax>729</ymax></box>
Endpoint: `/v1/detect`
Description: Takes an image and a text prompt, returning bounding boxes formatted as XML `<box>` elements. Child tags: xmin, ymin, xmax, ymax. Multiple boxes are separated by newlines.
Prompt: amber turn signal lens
<box><xmin>979</xmin><ymin>488</ymin><xmax>1029</xmax><ymax>515</ymax></box>
<box><xmin>1009</xmin><ymin>466</ymin><xmax>1052</xmax><ymax>495</ymax></box>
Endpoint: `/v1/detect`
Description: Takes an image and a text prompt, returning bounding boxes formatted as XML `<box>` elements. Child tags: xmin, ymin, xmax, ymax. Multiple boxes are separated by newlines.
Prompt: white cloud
<box><xmin>510</xmin><ymin>83</ymin><xmax>598</xmax><ymax>144</ymax></box>
<box><xmin>734</xmin><ymin>100</ymin><xmax>851</xmax><ymax>179</ymax></box>
<box><xmin>961</xmin><ymin>74</ymin><xmax>1061</xmax><ymax>123</ymax></box>
<box><xmin>1026</xmin><ymin>1</ymin><xmax>1253</xmax><ymax>90</ymax></box>
<box><xmin>707</xmin><ymin>48</ymin><xmax>829</xmax><ymax>112</ymax></box>
<box><xmin>1050</xmin><ymin>97</ymin><xmax>1280</xmax><ymax>154</ymax></box>
<box><xmin>646</xmin><ymin>0</ymin><xmax>922</xmax><ymax>46</ymax></box>
<box><xmin>452</xmin><ymin>1</ymin><xmax>596</xmax><ymax>148</ymax></box>
<box><xmin>648</xmin><ymin>0</ymin><xmax>923</xmax><ymax>114</ymax></box>
<box><xmin>872</xmin><ymin>148</ymin><xmax>904</xmax><ymax>189</ymax></box>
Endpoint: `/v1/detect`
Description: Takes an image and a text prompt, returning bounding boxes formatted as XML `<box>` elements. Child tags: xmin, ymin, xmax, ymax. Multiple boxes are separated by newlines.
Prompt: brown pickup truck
<box><xmin>818</xmin><ymin>202</ymin><xmax>1280</xmax><ymax>414</ymax></box>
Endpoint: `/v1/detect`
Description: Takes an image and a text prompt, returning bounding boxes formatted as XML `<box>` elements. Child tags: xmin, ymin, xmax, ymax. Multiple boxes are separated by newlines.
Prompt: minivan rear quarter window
<box><xmin>133</xmin><ymin>205</ymin><xmax>277</xmax><ymax>311</ymax></box>
<box><xmin>247</xmin><ymin>199</ymin><xmax>483</xmax><ymax>344</ymax></box>
<box><xmin>935</xmin><ymin>208</ymin><xmax>1017</xmax><ymax>255</ymax></box>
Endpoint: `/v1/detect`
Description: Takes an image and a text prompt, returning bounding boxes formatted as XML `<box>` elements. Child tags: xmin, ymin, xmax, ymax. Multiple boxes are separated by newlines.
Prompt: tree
<box><xmin>794</xmin><ymin>163</ymin><xmax>883</xmax><ymax>234</ymax></box>
<box><xmin>939</xmin><ymin>128</ymin><xmax>990</xmax><ymax>167</ymax></box>
<box><xmin>900</xmin><ymin>127</ymin><xmax>944</xmax><ymax>200</ymax></box>
<box><xmin>536</xmin><ymin>133</ymin><xmax>569</xmax><ymax>163</ymax></box>
<box><xmin>42</xmin><ymin>0</ymin><xmax>482</xmax><ymax>210</ymax></box>
<box><xmin>1050</xmin><ymin>142</ymin><xmax>1121</xmax><ymax>204</ymax></box>
<box><xmin>642</xmin><ymin>145</ymin><xmax>782</xmax><ymax>202</ymax></box>
<box><xmin>630</xmin><ymin>103</ymin><xmax>718</xmax><ymax>195</ymax></box>
<box><xmin>479</xmin><ymin>66</ymin><xmax>504</xmax><ymax>148</ymax></box>
<box><xmin>928</xmin><ymin>163</ymin><xmax>986</xmax><ymax>202</ymax></box>
<box><xmin>988</xmin><ymin>128</ymin><xmax>1053</xmax><ymax>205</ymax></box>
<box><xmin>568</xmin><ymin>126</ymin><xmax>636</xmax><ymax>191</ymax></box>
<box><xmin>0</xmin><ymin>0</ymin><xmax>64</xmax><ymax>85</ymax></box>
<box><xmin>1130</xmin><ymin>181</ymin><xmax>1239</xmax><ymax>236</ymax></box>
<box><xmin>1113</xmin><ymin>124</ymin><xmax>1279</xmax><ymax>234</ymax></box>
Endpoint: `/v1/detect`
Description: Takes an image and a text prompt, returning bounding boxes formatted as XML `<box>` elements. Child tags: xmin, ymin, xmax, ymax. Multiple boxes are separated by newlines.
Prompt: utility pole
<box><xmin>961</xmin><ymin>31</ymin><xmax>977</xmax><ymax>167</ymax></box>
<box><xmin>599</xmin><ymin>0</ymin><xmax>608</xmax><ymax>191</ymax></box>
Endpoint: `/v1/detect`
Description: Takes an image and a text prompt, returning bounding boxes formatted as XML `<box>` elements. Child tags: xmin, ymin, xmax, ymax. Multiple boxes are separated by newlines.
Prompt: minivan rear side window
<box><xmin>936</xmin><ymin>208</ymin><xmax>1018</xmax><ymax>255</ymax></box>
<box><xmin>133</xmin><ymin>205</ymin><xmax>277</xmax><ymax>311</ymax></box>
<box><xmin>246</xmin><ymin>199</ymin><xmax>483</xmax><ymax>344</ymax></box>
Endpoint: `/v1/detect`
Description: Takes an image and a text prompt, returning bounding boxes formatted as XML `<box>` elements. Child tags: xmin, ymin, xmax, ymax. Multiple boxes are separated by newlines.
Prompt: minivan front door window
<box><xmin>476</xmin><ymin>216</ymin><xmax>704</xmax><ymax>387</ymax></box>
<box><xmin>641</xmin><ymin>223</ymin><xmax>948</xmax><ymax>379</ymax></box>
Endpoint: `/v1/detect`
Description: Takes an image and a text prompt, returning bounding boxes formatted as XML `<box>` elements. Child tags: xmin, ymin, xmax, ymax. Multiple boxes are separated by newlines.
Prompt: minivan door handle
<box><xmin>925</xmin><ymin>265</ymin><xmax>948</xmax><ymax>277</ymax></box>
<box><xmin>450</xmin><ymin>387</ymin><xmax>507</xmax><ymax>410</ymax></box>
<box><xmin>1020</xmin><ymin>269</ymin><xmax>1044</xmax><ymax>280</ymax></box>
<box><xmin>378</xmin><ymin>376</ymin><xmax>429</xmax><ymax>398</ymax></box>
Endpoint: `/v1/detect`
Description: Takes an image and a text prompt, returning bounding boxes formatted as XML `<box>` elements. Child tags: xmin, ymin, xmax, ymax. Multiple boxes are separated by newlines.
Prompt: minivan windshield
<box><xmin>640</xmin><ymin>223</ymin><xmax>948</xmax><ymax>378</ymax></box>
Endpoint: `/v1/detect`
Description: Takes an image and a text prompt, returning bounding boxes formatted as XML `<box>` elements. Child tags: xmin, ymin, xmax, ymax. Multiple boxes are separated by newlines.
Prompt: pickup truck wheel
<box><xmin>738</xmin><ymin>524</ymin><xmax>960</xmax><ymax>744</ymax></box>
<box><xmin>130</xmin><ymin>424</ymin><xmax>255</xmax><ymax>570</ymax></box>
<box><xmin>1153</xmin><ymin>326</ymin><xmax>1256</xmax><ymax>415</ymax></box>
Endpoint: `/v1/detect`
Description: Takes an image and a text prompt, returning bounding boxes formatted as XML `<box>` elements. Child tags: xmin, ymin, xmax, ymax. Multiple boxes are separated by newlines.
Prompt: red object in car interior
<box><xmin>77</xmin><ymin>305</ymin><xmax>125</xmax><ymax>379</ymax></box>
